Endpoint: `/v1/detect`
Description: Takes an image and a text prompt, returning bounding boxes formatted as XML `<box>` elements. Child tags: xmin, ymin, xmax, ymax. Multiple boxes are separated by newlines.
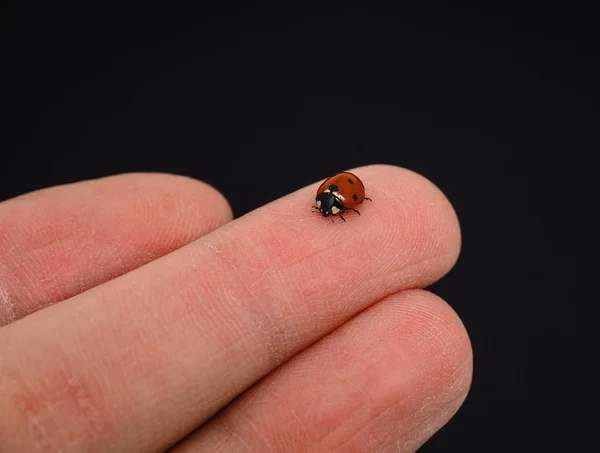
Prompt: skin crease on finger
<box><xmin>171</xmin><ymin>290</ymin><xmax>473</xmax><ymax>453</ymax></box>
<box><xmin>0</xmin><ymin>173</ymin><xmax>233</xmax><ymax>326</ymax></box>
<box><xmin>0</xmin><ymin>165</ymin><xmax>462</xmax><ymax>453</ymax></box>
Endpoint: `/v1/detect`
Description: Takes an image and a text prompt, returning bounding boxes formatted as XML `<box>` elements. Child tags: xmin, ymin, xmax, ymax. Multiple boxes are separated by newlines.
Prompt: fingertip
<box><xmin>350</xmin><ymin>164</ymin><xmax>462</xmax><ymax>282</ymax></box>
<box><xmin>0</xmin><ymin>172</ymin><xmax>234</xmax><ymax>325</ymax></box>
<box><xmin>391</xmin><ymin>289</ymin><xmax>473</xmax><ymax>449</ymax></box>
<box><xmin>103</xmin><ymin>172</ymin><xmax>234</xmax><ymax>227</ymax></box>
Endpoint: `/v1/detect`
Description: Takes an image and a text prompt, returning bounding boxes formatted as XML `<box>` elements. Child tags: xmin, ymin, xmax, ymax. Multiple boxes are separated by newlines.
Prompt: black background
<box><xmin>1</xmin><ymin>2</ymin><xmax>588</xmax><ymax>451</ymax></box>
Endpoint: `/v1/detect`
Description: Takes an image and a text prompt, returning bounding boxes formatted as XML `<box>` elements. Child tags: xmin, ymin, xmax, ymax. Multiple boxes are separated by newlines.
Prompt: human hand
<box><xmin>0</xmin><ymin>165</ymin><xmax>472</xmax><ymax>452</ymax></box>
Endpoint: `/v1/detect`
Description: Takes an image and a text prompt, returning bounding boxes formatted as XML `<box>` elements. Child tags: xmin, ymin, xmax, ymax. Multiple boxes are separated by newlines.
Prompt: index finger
<box><xmin>0</xmin><ymin>164</ymin><xmax>462</xmax><ymax>453</ymax></box>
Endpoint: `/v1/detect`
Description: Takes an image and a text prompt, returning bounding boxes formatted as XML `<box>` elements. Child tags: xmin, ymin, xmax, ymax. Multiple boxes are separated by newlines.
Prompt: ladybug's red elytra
<box><xmin>313</xmin><ymin>172</ymin><xmax>372</xmax><ymax>222</ymax></box>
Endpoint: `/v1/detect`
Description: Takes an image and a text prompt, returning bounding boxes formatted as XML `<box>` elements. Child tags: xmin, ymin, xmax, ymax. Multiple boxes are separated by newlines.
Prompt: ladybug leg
<box><xmin>339</xmin><ymin>211</ymin><xmax>346</xmax><ymax>222</ymax></box>
<box><xmin>349</xmin><ymin>208</ymin><xmax>361</xmax><ymax>215</ymax></box>
<box><xmin>361</xmin><ymin>197</ymin><xmax>372</xmax><ymax>204</ymax></box>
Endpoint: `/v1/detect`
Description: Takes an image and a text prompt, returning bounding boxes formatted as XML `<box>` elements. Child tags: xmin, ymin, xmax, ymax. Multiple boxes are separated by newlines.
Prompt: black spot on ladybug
<box><xmin>329</xmin><ymin>184</ymin><xmax>339</xmax><ymax>192</ymax></box>
<box><xmin>348</xmin><ymin>178</ymin><xmax>354</xmax><ymax>184</ymax></box>
<box><xmin>353</xmin><ymin>193</ymin><xmax>358</xmax><ymax>201</ymax></box>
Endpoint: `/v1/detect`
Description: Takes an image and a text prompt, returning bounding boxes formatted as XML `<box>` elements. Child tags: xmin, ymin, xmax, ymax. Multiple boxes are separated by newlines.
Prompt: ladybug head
<box><xmin>315</xmin><ymin>191</ymin><xmax>344</xmax><ymax>217</ymax></box>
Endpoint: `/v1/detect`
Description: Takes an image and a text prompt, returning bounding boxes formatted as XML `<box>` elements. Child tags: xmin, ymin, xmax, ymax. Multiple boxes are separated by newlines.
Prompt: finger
<box><xmin>0</xmin><ymin>173</ymin><xmax>232</xmax><ymax>325</ymax></box>
<box><xmin>173</xmin><ymin>290</ymin><xmax>473</xmax><ymax>453</ymax></box>
<box><xmin>0</xmin><ymin>164</ymin><xmax>461</xmax><ymax>453</ymax></box>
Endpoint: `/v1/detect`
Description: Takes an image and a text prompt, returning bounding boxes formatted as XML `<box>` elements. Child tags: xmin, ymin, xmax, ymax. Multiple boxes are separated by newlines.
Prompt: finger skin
<box><xmin>174</xmin><ymin>290</ymin><xmax>473</xmax><ymax>453</ymax></box>
<box><xmin>0</xmin><ymin>173</ymin><xmax>233</xmax><ymax>325</ymax></box>
<box><xmin>0</xmin><ymin>165</ymin><xmax>461</xmax><ymax>453</ymax></box>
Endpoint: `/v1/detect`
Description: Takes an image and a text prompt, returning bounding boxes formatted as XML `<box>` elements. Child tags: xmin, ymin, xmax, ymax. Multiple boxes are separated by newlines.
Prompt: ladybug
<box><xmin>313</xmin><ymin>172</ymin><xmax>372</xmax><ymax>222</ymax></box>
